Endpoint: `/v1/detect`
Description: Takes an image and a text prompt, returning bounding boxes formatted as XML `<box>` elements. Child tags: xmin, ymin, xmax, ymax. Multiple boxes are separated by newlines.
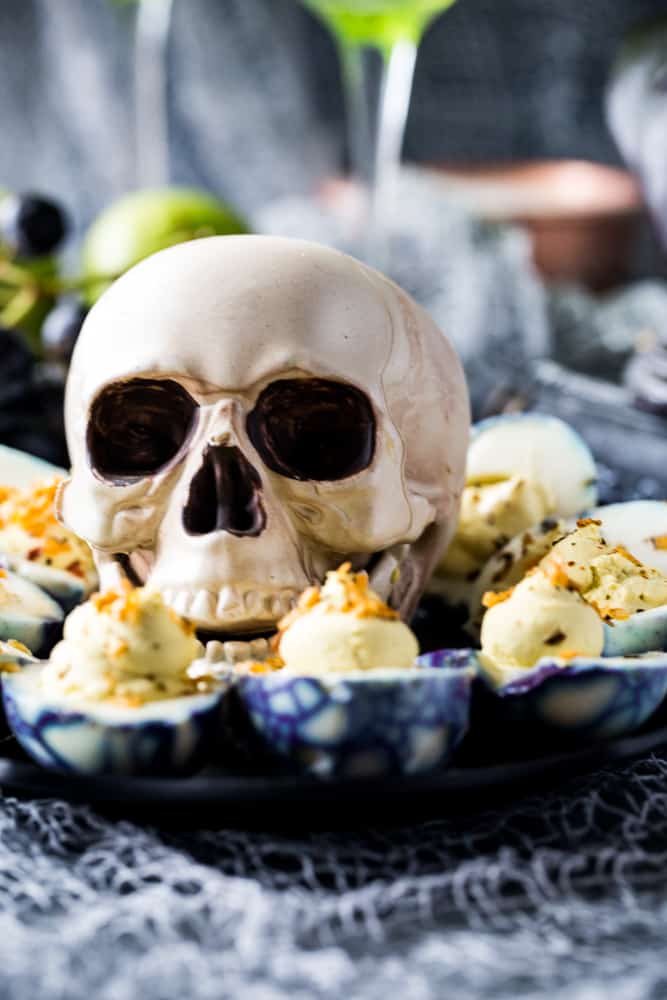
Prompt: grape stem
<box><xmin>0</xmin><ymin>285</ymin><xmax>39</xmax><ymax>329</ymax></box>
<box><xmin>0</xmin><ymin>255</ymin><xmax>118</xmax><ymax>298</ymax></box>
<box><xmin>0</xmin><ymin>260</ymin><xmax>34</xmax><ymax>288</ymax></box>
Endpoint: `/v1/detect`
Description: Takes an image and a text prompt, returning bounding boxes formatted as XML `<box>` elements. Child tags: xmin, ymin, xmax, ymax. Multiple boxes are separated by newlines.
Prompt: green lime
<box><xmin>82</xmin><ymin>187</ymin><xmax>249</xmax><ymax>303</ymax></box>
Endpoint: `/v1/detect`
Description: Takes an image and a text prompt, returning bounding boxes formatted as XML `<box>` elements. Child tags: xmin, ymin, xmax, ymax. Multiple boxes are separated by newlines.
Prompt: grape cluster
<box><xmin>0</xmin><ymin>193</ymin><xmax>89</xmax><ymax>465</ymax></box>
<box><xmin>0</xmin><ymin>184</ymin><xmax>250</xmax><ymax>465</ymax></box>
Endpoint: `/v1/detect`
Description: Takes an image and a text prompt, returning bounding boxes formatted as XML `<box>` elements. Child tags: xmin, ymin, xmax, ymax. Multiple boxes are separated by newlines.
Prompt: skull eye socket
<box><xmin>88</xmin><ymin>378</ymin><xmax>197</xmax><ymax>482</ymax></box>
<box><xmin>247</xmin><ymin>378</ymin><xmax>376</xmax><ymax>482</ymax></box>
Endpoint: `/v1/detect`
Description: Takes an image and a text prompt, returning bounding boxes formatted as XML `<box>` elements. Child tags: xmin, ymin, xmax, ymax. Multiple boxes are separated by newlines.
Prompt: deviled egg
<box><xmin>2</xmin><ymin>584</ymin><xmax>223</xmax><ymax>776</ymax></box>
<box><xmin>469</xmin><ymin>501</ymin><xmax>667</xmax><ymax>646</ymax></box>
<box><xmin>226</xmin><ymin>565</ymin><xmax>475</xmax><ymax>777</ymax></box>
<box><xmin>437</xmin><ymin>518</ymin><xmax>667</xmax><ymax>740</ymax></box>
<box><xmin>421</xmin><ymin>645</ymin><xmax>667</xmax><ymax>741</ymax></box>
<box><xmin>432</xmin><ymin>414</ymin><xmax>597</xmax><ymax>606</ymax></box>
<box><xmin>0</xmin><ymin>477</ymin><xmax>97</xmax><ymax>610</ymax></box>
<box><xmin>480</xmin><ymin>519</ymin><xmax>667</xmax><ymax>674</ymax></box>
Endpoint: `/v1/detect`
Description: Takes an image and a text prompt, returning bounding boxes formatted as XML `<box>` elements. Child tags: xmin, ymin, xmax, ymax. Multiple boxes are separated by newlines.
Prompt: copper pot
<box><xmin>431</xmin><ymin>160</ymin><xmax>644</xmax><ymax>290</ymax></box>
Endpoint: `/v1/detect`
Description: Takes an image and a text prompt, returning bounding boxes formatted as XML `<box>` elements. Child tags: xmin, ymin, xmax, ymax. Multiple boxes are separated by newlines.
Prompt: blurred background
<box><xmin>2</xmin><ymin>0</ymin><xmax>667</xmax><ymax>494</ymax></box>
<box><xmin>1</xmin><ymin>0</ymin><xmax>665</xmax><ymax>220</ymax></box>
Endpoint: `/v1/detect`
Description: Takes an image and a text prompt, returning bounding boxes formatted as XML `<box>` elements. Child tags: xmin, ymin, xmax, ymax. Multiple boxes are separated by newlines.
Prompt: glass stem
<box><xmin>372</xmin><ymin>40</ymin><xmax>418</xmax><ymax>228</ymax></box>
<box><xmin>338</xmin><ymin>41</ymin><xmax>376</xmax><ymax>190</ymax></box>
<box><xmin>338</xmin><ymin>37</ymin><xmax>419</xmax><ymax>267</ymax></box>
<box><xmin>134</xmin><ymin>0</ymin><xmax>175</xmax><ymax>187</ymax></box>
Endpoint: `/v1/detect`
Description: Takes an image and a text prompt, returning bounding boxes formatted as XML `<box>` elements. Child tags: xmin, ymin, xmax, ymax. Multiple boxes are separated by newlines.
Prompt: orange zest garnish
<box><xmin>613</xmin><ymin>544</ymin><xmax>642</xmax><ymax>567</ymax></box>
<box><xmin>576</xmin><ymin>518</ymin><xmax>602</xmax><ymax>528</ymax></box>
<box><xmin>651</xmin><ymin>534</ymin><xmax>667</xmax><ymax>551</ymax></box>
<box><xmin>543</xmin><ymin>557</ymin><xmax>571</xmax><ymax>589</ymax></box>
<box><xmin>42</xmin><ymin>535</ymin><xmax>72</xmax><ymax>557</ymax></box>
<box><xmin>167</xmin><ymin>606</ymin><xmax>196</xmax><ymax>636</ymax></box>
<box><xmin>588</xmin><ymin>600</ymin><xmax>631</xmax><ymax>622</ymax></box>
<box><xmin>274</xmin><ymin>563</ymin><xmax>400</xmax><ymax>648</ymax></box>
<box><xmin>106</xmin><ymin>639</ymin><xmax>129</xmax><ymax>659</ymax></box>
<box><xmin>0</xmin><ymin>639</ymin><xmax>29</xmax><ymax>674</ymax></box>
<box><xmin>0</xmin><ymin>477</ymin><xmax>95</xmax><ymax>578</ymax></box>
<box><xmin>0</xmin><ymin>478</ymin><xmax>61</xmax><ymax>535</ymax></box>
<box><xmin>91</xmin><ymin>580</ymin><xmax>142</xmax><ymax>625</ymax></box>
<box><xmin>91</xmin><ymin>582</ymin><xmax>196</xmax><ymax>638</ymax></box>
<box><xmin>7</xmin><ymin>640</ymin><xmax>30</xmax><ymax>654</ymax></box>
<box><xmin>240</xmin><ymin>656</ymin><xmax>285</xmax><ymax>675</ymax></box>
<box><xmin>482</xmin><ymin>587</ymin><xmax>514</xmax><ymax>609</ymax></box>
<box><xmin>111</xmin><ymin>694</ymin><xmax>145</xmax><ymax>709</ymax></box>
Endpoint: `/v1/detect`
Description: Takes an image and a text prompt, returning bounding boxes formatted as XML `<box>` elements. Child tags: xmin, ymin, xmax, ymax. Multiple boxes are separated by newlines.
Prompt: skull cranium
<box><xmin>59</xmin><ymin>236</ymin><xmax>470</xmax><ymax>633</ymax></box>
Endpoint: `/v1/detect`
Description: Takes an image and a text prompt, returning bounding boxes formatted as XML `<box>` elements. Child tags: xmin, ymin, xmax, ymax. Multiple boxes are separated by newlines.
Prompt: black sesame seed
<box><xmin>545</xmin><ymin>630</ymin><xmax>566</xmax><ymax>645</ymax></box>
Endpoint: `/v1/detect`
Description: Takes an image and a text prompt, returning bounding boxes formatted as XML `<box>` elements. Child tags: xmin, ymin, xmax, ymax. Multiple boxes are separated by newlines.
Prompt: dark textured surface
<box><xmin>2</xmin><ymin>756</ymin><xmax>667</xmax><ymax>997</ymax></box>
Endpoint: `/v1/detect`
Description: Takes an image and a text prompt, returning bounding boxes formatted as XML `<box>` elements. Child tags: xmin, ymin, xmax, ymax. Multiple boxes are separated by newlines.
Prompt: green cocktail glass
<box><xmin>299</xmin><ymin>0</ymin><xmax>459</xmax><ymax>260</ymax></box>
<box><xmin>301</xmin><ymin>0</ymin><xmax>457</xmax><ymax>51</ymax></box>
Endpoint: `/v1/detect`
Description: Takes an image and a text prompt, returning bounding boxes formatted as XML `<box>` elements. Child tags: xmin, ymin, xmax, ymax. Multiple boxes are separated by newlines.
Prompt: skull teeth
<box><xmin>161</xmin><ymin>588</ymin><xmax>177</xmax><ymax>607</ymax></box>
<box><xmin>190</xmin><ymin>590</ymin><xmax>217</xmax><ymax>622</ymax></box>
<box><xmin>271</xmin><ymin>595</ymin><xmax>285</xmax><ymax>617</ymax></box>
<box><xmin>243</xmin><ymin>590</ymin><xmax>264</xmax><ymax>615</ymax></box>
<box><xmin>155</xmin><ymin>584</ymin><xmax>300</xmax><ymax>627</ymax></box>
<box><xmin>274</xmin><ymin>593</ymin><xmax>297</xmax><ymax>618</ymax></box>
<box><xmin>197</xmin><ymin>636</ymin><xmax>272</xmax><ymax>672</ymax></box>
<box><xmin>217</xmin><ymin>586</ymin><xmax>241</xmax><ymax>615</ymax></box>
<box><xmin>170</xmin><ymin>590</ymin><xmax>192</xmax><ymax>617</ymax></box>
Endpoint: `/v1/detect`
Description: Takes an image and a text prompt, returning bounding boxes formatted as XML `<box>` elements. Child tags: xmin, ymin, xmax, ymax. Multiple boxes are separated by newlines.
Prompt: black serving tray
<box><xmin>1</xmin><ymin>703</ymin><xmax>666</xmax><ymax>829</ymax></box>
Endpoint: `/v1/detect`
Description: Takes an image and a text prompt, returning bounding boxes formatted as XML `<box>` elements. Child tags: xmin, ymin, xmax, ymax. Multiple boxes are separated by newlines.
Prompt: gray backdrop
<box><xmin>1</xmin><ymin>0</ymin><xmax>666</xmax><ymax>234</ymax></box>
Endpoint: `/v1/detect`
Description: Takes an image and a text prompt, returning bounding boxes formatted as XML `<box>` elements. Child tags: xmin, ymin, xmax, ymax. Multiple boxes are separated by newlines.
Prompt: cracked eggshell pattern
<box><xmin>421</xmin><ymin>649</ymin><xmax>667</xmax><ymax>740</ymax></box>
<box><xmin>226</xmin><ymin>665</ymin><xmax>476</xmax><ymax>778</ymax></box>
<box><xmin>2</xmin><ymin>663</ymin><xmax>226</xmax><ymax>777</ymax></box>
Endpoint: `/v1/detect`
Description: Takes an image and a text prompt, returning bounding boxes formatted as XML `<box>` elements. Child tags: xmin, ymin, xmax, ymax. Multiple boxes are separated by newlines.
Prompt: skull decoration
<box><xmin>60</xmin><ymin>237</ymin><xmax>470</xmax><ymax>634</ymax></box>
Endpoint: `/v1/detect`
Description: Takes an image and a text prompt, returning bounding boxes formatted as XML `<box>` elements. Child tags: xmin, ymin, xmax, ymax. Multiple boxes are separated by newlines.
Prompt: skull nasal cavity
<box><xmin>183</xmin><ymin>446</ymin><xmax>266</xmax><ymax>537</ymax></box>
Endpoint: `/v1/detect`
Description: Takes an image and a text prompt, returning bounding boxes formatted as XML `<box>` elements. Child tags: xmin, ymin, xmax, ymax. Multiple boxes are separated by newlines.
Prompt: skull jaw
<box><xmin>372</xmin><ymin>523</ymin><xmax>451</xmax><ymax>622</ymax></box>
<box><xmin>95</xmin><ymin>549</ymin><xmax>308</xmax><ymax>634</ymax></box>
<box><xmin>94</xmin><ymin>522</ymin><xmax>447</xmax><ymax>636</ymax></box>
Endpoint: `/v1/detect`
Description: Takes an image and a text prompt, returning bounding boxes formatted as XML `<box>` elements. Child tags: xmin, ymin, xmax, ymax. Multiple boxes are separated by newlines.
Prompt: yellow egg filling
<box><xmin>41</xmin><ymin>582</ymin><xmax>207</xmax><ymax>707</ymax></box>
<box><xmin>479</xmin><ymin>520</ymin><xmax>667</xmax><ymax>681</ymax></box>
<box><xmin>0</xmin><ymin>478</ymin><xmax>96</xmax><ymax>584</ymax></box>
